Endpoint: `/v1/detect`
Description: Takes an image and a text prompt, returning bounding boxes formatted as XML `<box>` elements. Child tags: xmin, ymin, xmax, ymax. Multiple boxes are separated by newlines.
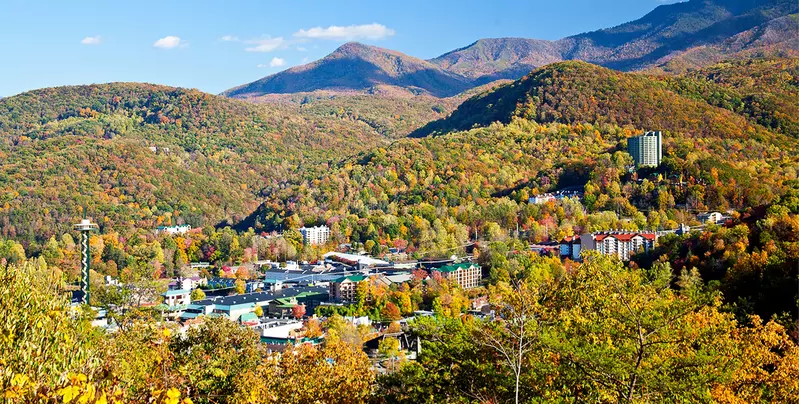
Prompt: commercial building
<box><xmin>580</xmin><ymin>231</ymin><xmax>657</xmax><ymax>261</ymax></box>
<box><xmin>627</xmin><ymin>131</ymin><xmax>662</xmax><ymax>167</ymax></box>
<box><xmin>434</xmin><ymin>263</ymin><xmax>481</xmax><ymax>289</ymax></box>
<box><xmin>299</xmin><ymin>225</ymin><xmax>331</xmax><ymax>246</ymax></box>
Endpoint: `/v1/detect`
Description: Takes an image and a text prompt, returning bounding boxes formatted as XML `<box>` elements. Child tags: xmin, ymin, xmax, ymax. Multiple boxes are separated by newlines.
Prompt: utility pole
<box><xmin>74</xmin><ymin>217</ymin><xmax>99</xmax><ymax>305</ymax></box>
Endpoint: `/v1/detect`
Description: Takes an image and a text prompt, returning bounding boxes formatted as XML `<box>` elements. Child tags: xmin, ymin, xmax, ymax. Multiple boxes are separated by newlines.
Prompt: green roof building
<box><xmin>434</xmin><ymin>263</ymin><xmax>481</xmax><ymax>289</ymax></box>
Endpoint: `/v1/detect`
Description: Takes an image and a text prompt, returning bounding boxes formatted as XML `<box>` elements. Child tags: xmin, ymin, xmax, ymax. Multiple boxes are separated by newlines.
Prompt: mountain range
<box><xmin>223</xmin><ymin>0</ymin><xmax>798</xmax><ymax>99</ymax></box>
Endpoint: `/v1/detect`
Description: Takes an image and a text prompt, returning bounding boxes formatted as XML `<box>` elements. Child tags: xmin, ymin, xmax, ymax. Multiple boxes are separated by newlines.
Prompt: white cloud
<box><xmin>244</xmin><ymin>36</ymin><xmax>286</xmax><ymax>52</ymax></box>
<box><xmin>269</xmin><ymin>57</ymin><xmax>285</xmax><ymax>67</ymax></box>
<box><xmin>153</xmin><ymin>36</ymin><xmax>184</xmax><ymax>49</ymax></box>
<box><xmin>296</xmin><ymin>46</ymin><xmax>307</xmax><ymax>51</ymax></box>
<box><xmin>293</xmin><ymin>23</ymin><xmax>395</xmax><ymax>41</ymax></box>
<box><xmin>220</xmin><ymin>35</ymin><xmax>239</xmax><ymax>42</ymax></box>
<box><xmin>81</xmin><ymin>36</ymin><xmax>101</xmax><ymax>45</ymax></box>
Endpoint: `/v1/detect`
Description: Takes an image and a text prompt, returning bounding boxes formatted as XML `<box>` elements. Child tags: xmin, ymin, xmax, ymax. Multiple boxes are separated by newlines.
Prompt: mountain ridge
<box><xmin>223</xmin><ymin>0</ymin><xmax>798</xmax><ymax>99</ymax></box>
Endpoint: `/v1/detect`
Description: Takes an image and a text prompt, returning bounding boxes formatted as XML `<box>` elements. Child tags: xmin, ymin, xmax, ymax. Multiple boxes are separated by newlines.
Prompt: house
<box><xmin>580</xmin><ymin>231</ymin><xmax>657</xmax><ymax>261</ymax></box>
<box><xmin>559</xmin><ymin>236</ymin><xmax>582</xmax><ymax>260</ymax></box>
<box><xmin>434</xmin><ymin>263</ymin><xmax>481</xmax><ymax>289</ymax></box>
<box><xmin>329</xmin><ymin>274</ymin><xmax>367</xmax><ymax>302</ymax></box>
<box><xmin>698</xmin><ymin>212</ymin><xmax>724</xmax><ymax>224</ymax></box>
<box><xmin>162</xmin><ymin>289</ymin><xmax>191</xmax><ymax>307</ymax></box>
<box><xmin>529</xmin><ymin>194</ymin><xmax>556</xmax><ymax>204</ymax></box>
<box><xmin>155</xmin><ymin>224</ymin><xmax>192</xmax><ymax>235</ymax></box>
<box><xmin>168</xmin><ymin>277</ymin><xmax>207</xmax><ymax>291</ymax></box>
<box><xmin>299</xmin><ymin>225</ymin><xmax>331</xmax><ymax>246</ymax></box>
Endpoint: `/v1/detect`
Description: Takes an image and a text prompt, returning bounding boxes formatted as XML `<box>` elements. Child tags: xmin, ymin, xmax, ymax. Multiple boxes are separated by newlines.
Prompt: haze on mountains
<box><xmin>223</xmin><ymin>0</ymin><xmax>798</xmax><ymax>99</ymax></box>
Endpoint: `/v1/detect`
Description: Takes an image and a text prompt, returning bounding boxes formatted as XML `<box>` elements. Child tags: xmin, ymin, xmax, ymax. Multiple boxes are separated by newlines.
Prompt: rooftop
<box><xmin>436</xmin><ymin>263</ymin><xmax>479</xmax><ymax>273</ymax></box>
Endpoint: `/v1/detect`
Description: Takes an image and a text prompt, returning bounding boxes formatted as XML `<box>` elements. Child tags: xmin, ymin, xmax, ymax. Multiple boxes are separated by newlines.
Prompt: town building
<box><xmin>698</xmin><ymin>211</ymin><xmax>724</xmax><ymax>224</ymax></box>
<box><xmin>155</xmin><ymin>224</ymin><xmax>192</xmax><ymax>235</ymax></box>
<box><xmin>559</xmin><ymin>235</ymin><xmax>582</xmax><ymax>260</ymax></box>
<box><xmin>161</xmin><ymin>289</ymin><xmax>191</xmax><ymax>307</ymax></box>
<box><xmin>580</xmin><ymin>231</ymin><xmax>658</xmax><ymax>261</ymax></box>
<box><xmin>434</xmin><ymin>263</ymin><xmax>481</xmax><ymax>289</ymax></box>
<box><xmin>627</xmin><ymin>131</ymin><xmax>662</xmax><ymax>167</ymax></box>
<box><xmin>329</xmin><ymin>274</ymin><xmax>367</xmax><ymax>302</ymax></box>
<box><xmin>299</xmin><ymin>225</ymin><xmax>331</xmax><ymax>246</ymax></box>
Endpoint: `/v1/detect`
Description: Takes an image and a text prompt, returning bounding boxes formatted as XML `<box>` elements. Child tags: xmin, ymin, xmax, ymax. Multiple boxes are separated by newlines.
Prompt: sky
<box><xmin>0</xmin><ymin>0</ymin><xmax>682</xmax><ymax>97</ymax></box>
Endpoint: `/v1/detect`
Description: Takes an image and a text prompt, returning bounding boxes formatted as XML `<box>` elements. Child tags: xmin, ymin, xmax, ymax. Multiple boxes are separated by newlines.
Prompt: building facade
<box><xmin>435</xmin><ymin>263</ymin><xmax>481</xmax><ymax>289</ymax></box>
<box><xmin>698</xmin><ymin>211</ymin><xmax>724</xmax><ymax>224</ymax></box>
<box><xmin>559</xmin><ymin>235</ymin><xmax>582</xmax><ymax>260</ymax></box>
<box><xmin>580</xmin><ymin>231</ymin><xmax>657</xmax><ymax>261</ymax></box>
<box><xmin>299</xmin><ymin>225</ymin><xmax>331</xmax><ymax>246</ymax></box>
<box><xmin>627</xmin><ymin>131</ymin><xmax>662</xmax><ymax>167</ymax></box>
<box><xmin>329</xmin><ymin>274</ymin><xmax>367</xmax><ymax>302</ymax></box>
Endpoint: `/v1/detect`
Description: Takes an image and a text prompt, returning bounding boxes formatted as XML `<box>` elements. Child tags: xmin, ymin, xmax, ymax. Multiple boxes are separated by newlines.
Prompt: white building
<box><xmin>580</xmin><ymin>231</ymin><xmax>657</xmax><ymax>261</ymax></box>
<box><xmin>162</xmin><ymin>289</ymin><xmax>191</xmax><ymax>307</ymax></box>
<box><xmin>299</xmin><ymin>225</ymin><xmax>331</xmax><ymax>246</ymax></box>
<box><xmin>156</xmin><ymin>224</ymin><xmax>192</xmax><ymax>235</ymax></box>
<box><xmin>698</xmin><ymin>212</ymin><xmax>724</xmax><ymax>224</ymax></box>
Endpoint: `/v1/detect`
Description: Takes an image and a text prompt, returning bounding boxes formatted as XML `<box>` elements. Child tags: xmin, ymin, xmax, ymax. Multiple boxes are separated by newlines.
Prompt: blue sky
<box><xmin>0</xmin><ymin>0</ymin><xmax>680</xmax><ymax>97</ymax></box>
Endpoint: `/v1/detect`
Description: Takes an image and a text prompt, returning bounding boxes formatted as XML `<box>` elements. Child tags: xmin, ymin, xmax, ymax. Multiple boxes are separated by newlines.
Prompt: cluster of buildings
<box><xmin>179</xmin><ymin>287</ymin><xmax>328</xmax><ymax>322</ymax></box>
<box><xmin>555</xmin><ymin>231</ymin><xmax>658</xmax><ymax>261</ymax></box>
<box><xmin>528</xmin><ymin>190</ymin><xmax>583</xmax><ymax>205</ymax></box>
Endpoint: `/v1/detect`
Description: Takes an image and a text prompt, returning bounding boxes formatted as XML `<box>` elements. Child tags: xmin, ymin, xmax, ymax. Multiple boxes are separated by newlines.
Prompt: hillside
<box><xmin>238</xmin><ymin>58</ymin><xmax>799</xmax><ymax>255</ymax></box>
<box><xmin>430</xmin><ymin>38</ymin><xmax>566</xmax><ymax>83</ymax></box>
<box><xmin>0</xmin><ymin>83</ymin><xmax>392</xmax><ymax>245</ymax></box>
<box><xmin>222</xmin><ymin>42</ymin><xmax>472</xmax><ymax>98</ymax></box>
<box><xmin>410</xmin><ymin>60</ymin><xmax>798</xmax><ymax>145</ymax></box>
<box><xmin>223</xmin><ymin>0</ymin><xmax>797</xmax><ymax>99</ymax></box>
<box><xmin>661</xmin><ymin>57</ymin><xmax>799</xmax><ymax>137</ymax></box>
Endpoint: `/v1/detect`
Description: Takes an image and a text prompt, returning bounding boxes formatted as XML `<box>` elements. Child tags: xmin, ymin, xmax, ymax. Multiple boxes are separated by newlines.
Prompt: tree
<box><xmin>387</xmin><ymin>321</ymin><xmax>402</xmax><ymax>334</ymax></box>
<box><xmin>477</xmin><ymin>280</ymin><xmax>545</xmax><ymax>404</ymax></box>
<box><xmin>292</xmin><ymin>304</ymin><xmax>306</xmax><ymax>319</ymax></box>
<box><xmin>381</xmin><ymin>302</ymin><xmax>402</xmax><ymax>321</ymax></box>
<box><xmin>190</xmin><ymin>288</ymin><xmax>206</xmax><ymax>301</ymax></box>
<box><xmin>234</xmin><ymin>278</ymin><xmax>246</xmax><ymax>295</ymax></box>
<box><xmin>261</xmin><ymin>341</ymin><xmax>374</xmax><ymax>403</ymax></box>
<box><xmin>254</xmin><ymin>305</ymin><xmax>264</xmax><ymax>317</ymax></box>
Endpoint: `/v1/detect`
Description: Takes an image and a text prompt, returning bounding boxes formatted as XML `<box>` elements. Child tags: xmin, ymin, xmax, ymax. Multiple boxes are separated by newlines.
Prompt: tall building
<box><xmin>299</xmin><ymin>225</ymin><xmax>331</xmax><ymax>246</ymax></box>
<box><xmin>434</xmin><ymin>263</ymin><xmax>482</xmax><ymax>289</ymax></box>
<box><xmin>627</xmin><ymin>131</ymin><xmax>662</xmax><ymax>167</ymax></box>
<box><xmin>580</xmin><ymin>231</ymin><xmax>657</xmax><ymax>261</ymax></box>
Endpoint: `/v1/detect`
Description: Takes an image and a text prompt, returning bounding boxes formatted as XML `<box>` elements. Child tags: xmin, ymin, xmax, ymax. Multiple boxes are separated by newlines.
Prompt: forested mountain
<box><xmin>0</xmin><ymin>83</ymin><xmax>395</xmax><ymax>246</ymax></box>
<box><xmin>239</xmin><ymin>57</ymin><xmax>798</xmax><ymax>257</ymax></box>
<box><xmin>429</xmin><ymin>38</ymin><xmax>566</xmax><ymax>84</ymax></box>
<box><xmin>223</xmin><ymin>0</ymin><xmax>797</xmax><ymax>99</ymax></box>
<box><xmin>412</xmin><ymin>59</ymin><xmax>799</xmax><ymax>140</ymax></box>
<box><xmin>222</xmin><ymin>42</ymin><xmax>473</xmax><ymax>98</ymax></box>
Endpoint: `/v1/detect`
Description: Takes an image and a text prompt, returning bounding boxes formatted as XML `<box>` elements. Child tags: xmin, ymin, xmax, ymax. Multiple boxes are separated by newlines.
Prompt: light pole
<box><xmin>74</xmin><ymin>218</ymin><xmax>99</xmax><ymax>305</ymax></box>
